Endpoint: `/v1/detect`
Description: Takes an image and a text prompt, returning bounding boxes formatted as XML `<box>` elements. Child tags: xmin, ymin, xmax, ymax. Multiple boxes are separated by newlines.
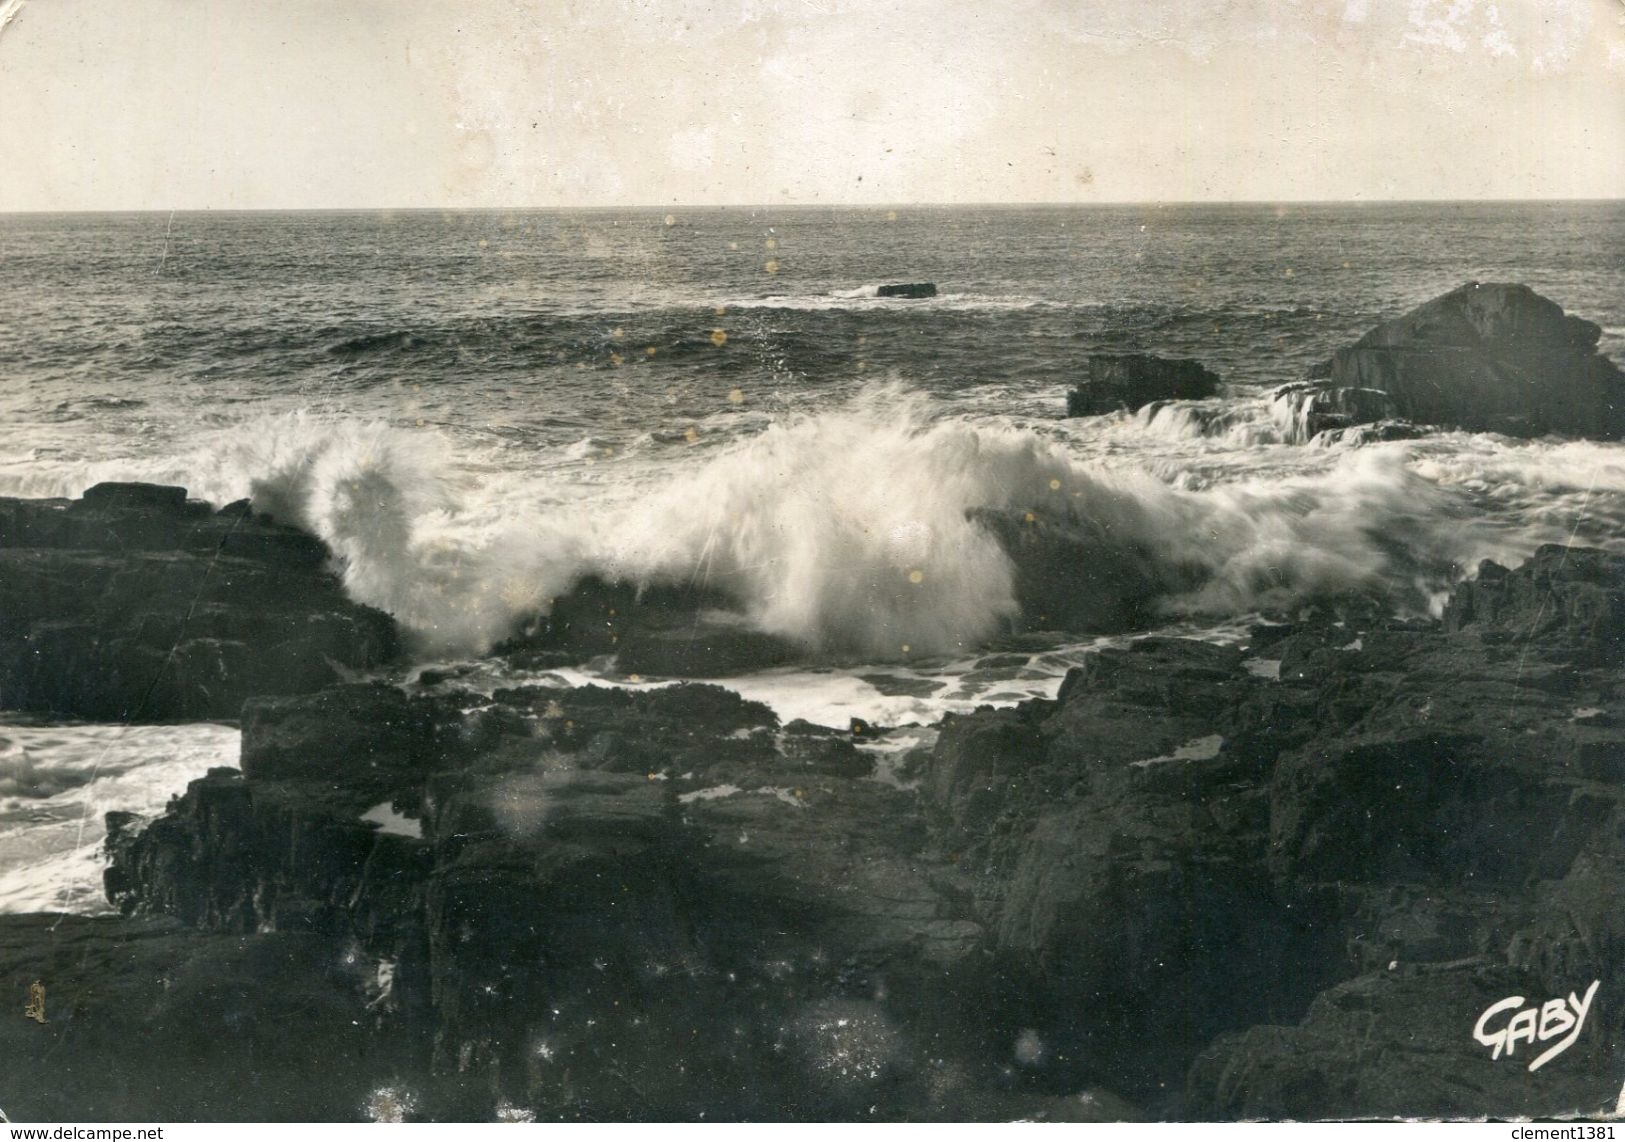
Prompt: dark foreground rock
<box><xmin>913</xmin><ymin>543</ymin><xmax>1623</xmax><ymax>1116</ymax></box>
<box><xmin>104</xmin><ymin>680</ymin><xmax>1133</xmax><ymax>1120</ymax></box>
<box><xmin>0</xmin><ymin>914</ymin><xmax>416</xmax><ymax>1121</ymax></box>
<box><xmin>0</xmin><ymin>483</ymin><xmax>399</xmax><ymax>721</ymax></box>
<box><xmin>96</xmin><ymin>544</ymin><xmax>1625</xmax><ymax>1119</ymax></box>
<box><xmin>1067</xmin><ymin>355</ymin><xmax>1221</xmax><ymax>417</ymax></box>
<box><xmin>1281</xmin><ymin>282</ymin><xmax>1625</xmax><ymax>441</ymax></box>
<box><xmin>922</xmin><ymin>544</ymin><xmax>1625</xmax><ymax>1118</ymax></box>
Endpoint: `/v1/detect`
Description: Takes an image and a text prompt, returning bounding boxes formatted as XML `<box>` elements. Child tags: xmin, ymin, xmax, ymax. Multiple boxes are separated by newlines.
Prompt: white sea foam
<box><xmin>1133</xmin><ymin>398</ymin><xmax>1290</xmax><ymax>448</ymax></box>
<box><xmin>583</xmin><ymin>390</ymin><xmax>1527</xmax><ymax>652</ymax></box>
<box><xmin>0</xmin><ymin>722</ymin><xmax>238</xmax><ymax>913</ymax></box>
<box><xmin>0</xmin><ymin>389</ymin><xmax>1616</xmax><ymax>662</ymax></box>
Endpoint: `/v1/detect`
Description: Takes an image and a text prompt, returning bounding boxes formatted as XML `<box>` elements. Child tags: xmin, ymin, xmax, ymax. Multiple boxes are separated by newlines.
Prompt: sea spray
<box><xmin>596</xmin><ymin>390</ymin><xmax>1029</xmax><ymax>655</ymax></box>
<box><xmin>0</xmin><ymin>394</ymin><xmax>1614</xmax><ymax>660</ymax></box>
<box><xmin>570</xmin><ymin>390</ymin><xmax>1508</xmax><ymax>653</ymax></box>
<box><xmin>0</xmin><ymin>722</ymin><xmax>238</xmax><ymax>913</ymax></box>
<box><xmin>1153</xmin><ymin>445</ymin><xmax>1496</xmax><ymax>618</ymax></box>
<box><xmin>222</xmin><ymin>415</ymin><xmax>587</xmax><ymax>654</ymax></box>
<box><xmin>1408</xmin><ymin>436</ymin><xmax>1625</xmax><ymax>551</ymax></box>
<box><xmin>1133</xmin><ymin>398</ymin><xmax>1292</xmax><ymax>448</ymax></box>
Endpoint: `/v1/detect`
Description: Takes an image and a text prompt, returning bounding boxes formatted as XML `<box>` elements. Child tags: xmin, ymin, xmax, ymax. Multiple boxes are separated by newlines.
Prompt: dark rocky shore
<box><xmin>0</xmin><ymin>497</ymin><xmax>1618</xmax><ymax>1117</ymax></box>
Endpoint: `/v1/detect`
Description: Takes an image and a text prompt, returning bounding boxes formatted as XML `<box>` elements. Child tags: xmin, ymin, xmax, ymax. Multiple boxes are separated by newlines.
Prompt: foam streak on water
<box><xmin>0</xmin><ymin>722</ymin><xmax>238</xmax><ymax>913</ymax></box>
<box><xmin>0</xmin><ymin>387</ymin><xmax>1618</xmax><ymax>661</ymax></box>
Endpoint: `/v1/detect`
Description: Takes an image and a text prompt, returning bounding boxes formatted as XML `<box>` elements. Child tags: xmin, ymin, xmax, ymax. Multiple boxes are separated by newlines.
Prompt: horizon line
<box><xmin>2</xmin><ymin>196</ymin><xmax>1623</xmax><ymax>216</ymax></box>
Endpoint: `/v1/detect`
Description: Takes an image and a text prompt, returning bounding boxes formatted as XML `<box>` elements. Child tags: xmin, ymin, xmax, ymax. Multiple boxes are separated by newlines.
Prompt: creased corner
<box><xmin>0</xmin><ymin>0</ymin><xmax>25</xmax><ymax>44</ymax></box>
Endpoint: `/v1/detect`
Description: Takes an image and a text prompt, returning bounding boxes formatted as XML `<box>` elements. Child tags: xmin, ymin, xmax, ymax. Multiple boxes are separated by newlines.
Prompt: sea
<box><xmin>1</xmin><ymin>201</ymin><xmax>1622</xmax><ymax>911</ymax></box>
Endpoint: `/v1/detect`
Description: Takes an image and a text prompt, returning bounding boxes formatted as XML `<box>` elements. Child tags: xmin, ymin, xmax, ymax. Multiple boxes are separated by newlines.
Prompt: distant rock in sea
<box><xmin>0</xmin><ymin>483</ymin><xmax>399</xmax><ymax>721</ymax></box>
<box><xmin>1279</xmin><ymin>281</ymin><xmax>1625</xmax><ymax>442</ymax></box>
<box><xmin>876</xmin><ymin>282</ymin><xmax>937</xmax><ymax>299</ymax></box>
<box><xmin>1066</xmin><ymin>354</ymin><xmax>1221</xmax><ymax>417</ymax></box>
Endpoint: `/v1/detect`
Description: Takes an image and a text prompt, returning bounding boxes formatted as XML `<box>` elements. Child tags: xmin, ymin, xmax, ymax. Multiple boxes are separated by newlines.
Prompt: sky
<box><xmin>0</xmin><ymin>0</ymin><xmax>1621</xmax><ymax>210</ymax></box>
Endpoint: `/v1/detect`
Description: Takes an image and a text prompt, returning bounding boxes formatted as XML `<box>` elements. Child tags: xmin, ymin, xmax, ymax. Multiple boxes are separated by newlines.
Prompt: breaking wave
<box><xmin>4</xmin><ymin>389</ymin><xmax>1617</xmax><ymax>659</ymax></box>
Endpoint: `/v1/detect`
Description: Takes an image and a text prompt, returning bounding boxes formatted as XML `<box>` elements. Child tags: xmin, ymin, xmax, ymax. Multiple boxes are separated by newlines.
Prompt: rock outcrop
<box><xmin>1280</xmin><ymin>283</ymin><xmax>1625</xmax><ymax>441</ymax></box>
<box><xmin>1067</xmin><ymin>355</ymin><xmax>1221</xmax><ymax>417</ymax></box>
<box><xmin>0</xmin><ymin>483</ymin><xmax>399</xmax><ymax>721</ymax></box>
<box><xmin>968</xmin><ymin>507</ymin><xmax>1195</xmax><ymax>634</ymax></box>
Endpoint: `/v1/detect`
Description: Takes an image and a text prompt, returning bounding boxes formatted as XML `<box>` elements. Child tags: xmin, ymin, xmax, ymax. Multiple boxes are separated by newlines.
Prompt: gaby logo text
<box><xmin>1473</xmin><ymin>981</ymin><xmax>1599</xmax><ymax>1072</ymax></box>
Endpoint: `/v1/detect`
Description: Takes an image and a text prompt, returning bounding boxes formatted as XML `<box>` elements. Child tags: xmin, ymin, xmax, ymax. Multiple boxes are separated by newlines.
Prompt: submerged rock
<box><xmin>496</xmin><ymin>575</ymin><xmax>797</xmax><ymax>677</ymax></box>
<box><xmin>876</xmin><ymin>282</ymin><xmax>937</xmax><ymax>299</ymax></box>
<box><xmin>1066</xmin><ymin>354</ymin><xmax>1221</xmax><ymax>417</ymax></box>
<box><xmin>1307</xmin><ymin>418</ymin><xmax>1428</xmax><ymax>448</ymax></box>
<box><xmin>0</xmin><ymin>484</ymin><xmax>399</xmax><ymax>721</ymax></box>
<box><xmin>1281</xmin><ymin>282</ymin><xmax>1625</xmax><ymax>440</ymax></box>
<box><xmin>1271</xmin><ymin>381</ymin><xmax>1404</xmax><ymax>441</ymax></box>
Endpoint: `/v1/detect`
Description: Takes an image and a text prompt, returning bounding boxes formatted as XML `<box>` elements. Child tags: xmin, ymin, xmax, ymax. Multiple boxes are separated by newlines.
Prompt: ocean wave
<box><xmin>1133</xmin><ymin>399</ymin><xmax>1290</xmax><ymax>447</ymax></box>
<box><xmin>325</xmin><ymin>329</ymin><xmax>442</xmax><ymax>357</ymax></box>
<box><xmin>4</xmin><ymin>391</ymin><xmax>1612</xmax><ymax>661</ymax></box>
<box><xmin>218</xmin><ymin>393</ymin><xmax>1514</xmax><ymax>656</ymax></box>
